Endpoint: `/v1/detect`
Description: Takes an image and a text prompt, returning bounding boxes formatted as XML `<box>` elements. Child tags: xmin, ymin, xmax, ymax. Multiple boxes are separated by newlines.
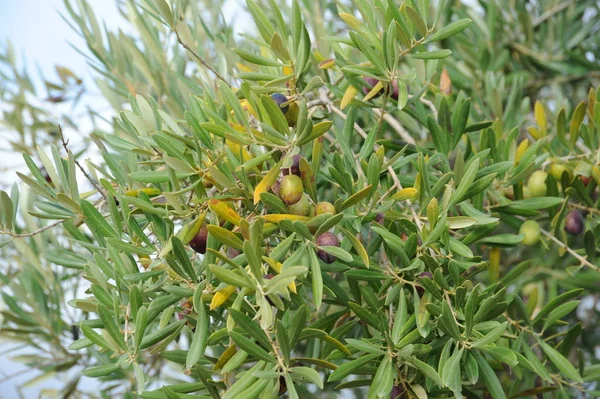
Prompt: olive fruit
<box><xmin>579</xmin><ymin>175</ymin><xmax>591</xmax><ymax>187</ymax></box>
<box><xmin>564</xmin><ymin>210</ymin><xmax>584</xmax><ymax>235</ymax></box>
<box><xmin>315</xmin><ymin>201</ymin><xmax>335</xmax><ymax>215</ymax></box>
<box><xmin>279</xmin><ymin>175</ymin><xmax>304</xmax><ymax>205</ymax></box>
<box><xmin>315</xmin><ymin>232</ymin><xmax>340</xmax><ymax>264</ymax></box>
<box><xmin>288</xmin><ymin>193</ymin><xmax>310</xmax><ymax>216</ymax></box>
<box><xmin>527</xmin><ymin>171</ymin><xmax>548</xmax><ymax>197</ymax></box>
<box><xmin>271</xmin><ymin>93</ymin><xmax>289</xmax><ymax>113</ymax></box>
<box><xmin>519</xmin><ymin>220</ymin><xmax>541</xmax><ymax>246</ymax></box>
<box><xmin>189</xmin><ymin>224</ymin><xmax>209</xmax><ymax>254</ymax></box>
<box><xmin>390</xmin><ymin>385</ymin><xmax>406</xmax><ymax>399</ymax></box>
<box><xmin>375</xmin><ymin>212</ymin><xmax>385</xmax><ymax>224</ymax></box>
<box><xmin>548</xmin><ymin>163</ymin><xmax>571</xmax><ymax>181</ymax></box>
<box><xmin>282</xmin><ymin>154</ymin><xmax>302</xmax><ymax>177</ymax></box>
<box><xmin>270</xmin><ymin>93</ymin><xmax>298</xmax><ymax>127</ymax></box>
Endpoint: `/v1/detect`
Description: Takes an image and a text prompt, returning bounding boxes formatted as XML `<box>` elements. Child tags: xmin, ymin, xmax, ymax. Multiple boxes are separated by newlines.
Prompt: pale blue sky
<box><xmin>0</xmin><ymin>3</ymin><xmax>124</xmax><ymax>396</ymax></box>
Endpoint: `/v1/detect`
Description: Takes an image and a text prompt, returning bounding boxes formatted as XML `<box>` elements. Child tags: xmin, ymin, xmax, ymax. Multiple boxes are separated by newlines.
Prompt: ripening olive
<box><xmin>315</xmin><ymin>232</ymin><xmax>340</xmax><ymax>264</ymax></box>
<box><xmin>564</xmin><ymin>210</ymin><xmax>584</xmax><ymax>235</ymax></box>
<box><xmin>519</xmin><ymin>220</ymin><xmax>541</xmax><ymax>246</ymax></box>
<box><xmin>315</xmin><ymin>201</ymin><xmax>336</xmax><ymax>215</ymax></box>
<box><xmin>288</xmin><ymin>193</ymin><xmax>310</xmax><ymax>216</ymax></box>
<box><xmin>189</xmin><ymin>224</ymin><xmax>209</xmax><ymax>254</ymax></box>
<box><xmin>579</xmin><ymin>175</ymin><xmax>591</xmax><ymax>187</ymax></box>
<box><xmin>527</xmin><ymin>171</ymin><xmax>548</xmax><ymax>197</ymax></box>
<box><xmin>279</xmin><ymin>175</ymin><xmax>304</xmax><ymax>205</ymax></box>
<box><xmin>282</xmin><ymin>154</ymin><xmax>302</xmax><ymax>177</ymax></box>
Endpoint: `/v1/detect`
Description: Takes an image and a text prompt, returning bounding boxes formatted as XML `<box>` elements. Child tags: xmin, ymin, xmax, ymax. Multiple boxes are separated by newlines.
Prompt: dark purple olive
<box><xmin>316</xmin><ymin>232</ymin><xmax>340</xmax><ymax>264</ymax></box>
<box><xmin>375</xmin><ymin>213</ymin><xmax>385</xmax><ymax>224</ymax></box>
<box><xmin>390</xmin><ymin>385</ymin><xmax>406</xmax><ymax>399</ymax></box>
<box><xmin>282</xmin><ymin>154</ymin><xmax>302</xmax><ymax>177</ymax></box>
<box><xmin>564</xmin><ymin>210</ymin><xmax>584</xmax><ymax>235</ymax></box>
<box><xmin>271</xmin><ymin>93</ymin><xmax>289</xmax><ymax>113</ymax></box>
<box><xmin>189</xmin><ymin>225</ymin><xmax>208</xmax><ymax>254</ymax></box>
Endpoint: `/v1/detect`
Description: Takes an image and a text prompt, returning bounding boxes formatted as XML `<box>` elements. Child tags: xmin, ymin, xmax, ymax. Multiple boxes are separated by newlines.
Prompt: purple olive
<box><xmin>316</xmin><ymin>232</ymin><xmax>340</xmax><ymax>264</ymax></box>
<box><xmin>189</xmin><ymin>225</ymin><xmax>208</xmax><ymax>254</ymax></box>
<box><xmin>282</xmin><ymin>154</ymin><xmax>302</xmax><ymax>177</ymax></box>
<box><xmin>271</xmin><ymin>93</ymin><xmax>289</xmax><ymax>113</ymax></box>
<box><xmin>564</xmin><ymin>210</ymin><xmax>584</xmax><ymax>235</ymax></box>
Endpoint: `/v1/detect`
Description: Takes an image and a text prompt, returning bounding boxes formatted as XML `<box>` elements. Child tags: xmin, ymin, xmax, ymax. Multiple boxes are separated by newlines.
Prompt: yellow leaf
<box><xmin>236</xmin><ymin>62</ymin><xmax>254</xmax><ymax>72</ymax></box>
<box><xmin>263</xmin><ymin>257</ymin><xmax>297</xmax><ymax>293</ymax></box>
<box><xmin>261</xmin><ymin>214</ymin><xmax>312</xmax><ymax>223</ymax></box>
<box><xmin>341</xmin><ymin>85</ymin><xmax>358</xmax><ymax>110</ymax></box>
<box><xmin>318</xmin><ymin>59</ymin><xmax>336</xmax><ymax>69</ymax></box>
<box><xmin>338</xmin><ymin>12</ymin><xmax>362</xmax><ymax>30</ymax></box>
<box><xmin>391</xmin><ymin>187</ymin><xmax>418</xmax><ymax>201</ymax></box>
<box><xmin>254</xmin><ymin>161</ymin><xmax>283</xmax><ymax>205</ymax></box>
<box><xmin>124</xmin><ymin>188</ymin><xmax>162</xmax><ymax>197</ymax></box>
<box><xmin>209</xmin><ymin>199</ymin><xmax>242</xmax><ymax>226</ymax></box>
<box><xmin>534</xmin><ymin>101</ymin><xmax>547</xmax><ymax>133</ymax></box>
<box><xmin>527</xmin><ymin>126</ymin><xmax>540</xmax><ymax>140</ymax></box>
<box><xmin>210</xmin><ymin>285</ymin><xmax>236</xmax><ymax>310</ymax></box>
<box><xmin>363</xmin><ymin>81</ymin><xmax>383</xmax><ymax>102</ymax></box>
<box><xmin>515</xmin><ymin>139</ymin><xmax>529</xmax><ymax>163</ymax></box>
<box><xmin>283</xmin><ymin>66</ymin><xmax>294</xmax><ymax>76</ymax></box>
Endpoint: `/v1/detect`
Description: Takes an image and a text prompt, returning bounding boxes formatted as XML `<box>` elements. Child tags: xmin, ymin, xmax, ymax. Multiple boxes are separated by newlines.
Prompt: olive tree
<box><xmin>1</xmin><ymin>0</ymin><xmax>600</xmax><ymax>398</ymax></box>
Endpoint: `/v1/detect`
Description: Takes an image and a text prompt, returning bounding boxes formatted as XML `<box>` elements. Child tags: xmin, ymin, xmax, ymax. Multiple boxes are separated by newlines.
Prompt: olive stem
<box><xmin>539</xmin><ymin>227</ymin><xmax>599</xmax><ymax>272</ymax></box>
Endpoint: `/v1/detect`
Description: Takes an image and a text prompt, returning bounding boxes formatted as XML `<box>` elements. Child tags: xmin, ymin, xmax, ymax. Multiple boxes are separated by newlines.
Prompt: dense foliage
<box><xmin>1</xmin><ymin>0</ymin><xmax>600</xmax><ymax>398</ymax></box>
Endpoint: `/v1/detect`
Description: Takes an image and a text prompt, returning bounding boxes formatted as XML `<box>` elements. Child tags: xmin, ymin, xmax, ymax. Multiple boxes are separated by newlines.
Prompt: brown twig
<box><xmin>174</xmin><ymin>29</ymin><xmax>230</xmax><ymax>87</ymax></box>
<box><xmin>0</xmin><ymin>219</ymin><xmax>70</xmax><ymax>238</ymax></box>
<box><xmin>58</xmin><ymin>125</ymin><xmax>108</xmax><ymax>202</ymax></box>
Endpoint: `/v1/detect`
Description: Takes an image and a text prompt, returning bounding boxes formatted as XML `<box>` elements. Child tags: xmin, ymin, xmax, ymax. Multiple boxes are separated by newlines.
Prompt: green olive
<box><xmin>527</xmin><ymin>171</ymin><xmax>548</xmax><ymax>197</ymax></box>
<box><xmin>288</xmin><ymin>193</ymin><xmax>310</xmax><ymax>216</ymax></box>
<box><xmin>519</xmin><ymin>220</ymin><xmax>541</xmax><ymax>246</ymax></box>
<box><xmin>279</xmin><ymin>174</ymin><xmax>304</xmax><ymax>205</ymax></box>
<box><xmin>548</xmin><ymin>163</ymin><xmax>571</xmax><ymax>181</ymax></box>
<box><xmin>315</xmin><ymin>201</ymin><xmax>335</xmax><ymax>215</ymax></box>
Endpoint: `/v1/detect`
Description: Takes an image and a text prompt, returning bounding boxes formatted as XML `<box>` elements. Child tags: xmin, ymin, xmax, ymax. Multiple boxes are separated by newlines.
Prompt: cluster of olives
<box><xmin>518</xmin><ymin>163</ymin><xmax>590</xmax><ymax>246</ymax></box>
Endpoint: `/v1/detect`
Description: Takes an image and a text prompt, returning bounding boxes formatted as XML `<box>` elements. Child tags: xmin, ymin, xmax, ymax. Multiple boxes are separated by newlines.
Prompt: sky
<box><xmin>0</xmin><ymin>2</ymin><xmax>125</xmax><ymax>397</ymax></box>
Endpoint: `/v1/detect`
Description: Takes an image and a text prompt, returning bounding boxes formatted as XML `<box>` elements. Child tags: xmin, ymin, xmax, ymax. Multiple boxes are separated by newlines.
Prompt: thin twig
<box><xmin>540</xmin><ymin>228</ymin><xmax>599</xmax><ymax>272</ymax></box>
<box><xmin>533</xmin><ymin>1</ymin><xmax>574</xmax><ymax>27</ymax></box>
<box><xmin>174</xmin><ymin>29</ymin><xmax>230</xmax><ymax>87</ymax></box>
<box><xmin>0</xmin><ymin>219</ymin><xmax>69</xmax><ymax>238</ymax></box>
<box><xmin>58</xmin><ymin>125</ymin><xmax>108</xmax><ymax>202</ymax></box>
